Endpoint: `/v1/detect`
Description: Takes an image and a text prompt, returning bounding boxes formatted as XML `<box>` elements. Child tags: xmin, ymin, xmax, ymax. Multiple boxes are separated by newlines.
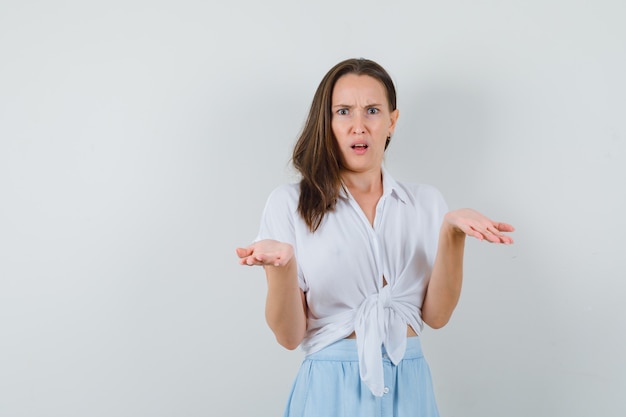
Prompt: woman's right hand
<box><xmin>236</xmin><ymin>239</ymin><xmax>294</xmax><ymax>267</ymax></box>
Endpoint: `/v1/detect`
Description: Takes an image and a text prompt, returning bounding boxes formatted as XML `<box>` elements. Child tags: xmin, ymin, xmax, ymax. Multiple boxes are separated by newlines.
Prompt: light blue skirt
<box><xmin>283</xmin><ymin>337</ymin><xmax>440</xmax><ymax>417</ymax></box>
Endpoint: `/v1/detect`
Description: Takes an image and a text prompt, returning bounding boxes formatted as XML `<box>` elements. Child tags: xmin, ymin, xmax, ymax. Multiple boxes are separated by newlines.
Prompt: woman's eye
<box><xmin>367</xmin><ymin>108</ymin><xmax>379</xmax><ymax>115</ymax></box>
<box><xmin>337</xmin><ymin>109</ymin><xmax>349</xmax><ymax>116</ymax></box>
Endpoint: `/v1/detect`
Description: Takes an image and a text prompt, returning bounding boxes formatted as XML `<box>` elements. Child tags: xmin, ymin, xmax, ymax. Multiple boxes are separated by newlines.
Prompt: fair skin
<box><xmin>236</xmin><ymin>73</ymin><xmax>514</xmax><ymax>349</ymax></box>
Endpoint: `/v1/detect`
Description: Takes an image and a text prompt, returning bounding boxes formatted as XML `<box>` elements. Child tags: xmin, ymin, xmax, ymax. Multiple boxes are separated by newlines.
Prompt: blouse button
<box><xmin>383</xmin><ymin>387</ymin><xmax>390</xmax><ymax>394</ymax></box>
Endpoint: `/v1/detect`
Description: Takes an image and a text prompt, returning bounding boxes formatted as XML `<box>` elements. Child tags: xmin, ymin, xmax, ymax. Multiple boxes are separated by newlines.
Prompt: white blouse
<box><xmin>256</xmin><ymin>168</ymin><xmax>448</xmax><ymax>397</ymax></box>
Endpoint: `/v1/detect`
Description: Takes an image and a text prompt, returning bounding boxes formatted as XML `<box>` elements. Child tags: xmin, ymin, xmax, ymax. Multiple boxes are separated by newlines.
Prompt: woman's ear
<box><xmin>389</xmin><ymin>108</ymin><xmax>399</xmax><ymax>135</ymax></box>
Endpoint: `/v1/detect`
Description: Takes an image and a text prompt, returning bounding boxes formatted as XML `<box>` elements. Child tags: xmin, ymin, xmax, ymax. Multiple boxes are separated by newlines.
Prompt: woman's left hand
<box><xmin>444</xmin><ymin>208</ymin><xmax>515</xmax><ymax>244</ymax></box>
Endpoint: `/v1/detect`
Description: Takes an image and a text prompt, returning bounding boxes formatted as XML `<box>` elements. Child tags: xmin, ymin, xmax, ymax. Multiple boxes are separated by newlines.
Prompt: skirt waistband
<box><xmin>305</xmin><ymin>336</ymin><xmax>424</xmax><ymax>362</ymax></box>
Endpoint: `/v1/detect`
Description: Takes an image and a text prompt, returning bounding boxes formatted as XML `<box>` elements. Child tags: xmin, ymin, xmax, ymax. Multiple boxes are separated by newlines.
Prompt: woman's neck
<box><xmin>341</xmin><ymin>168</ymin><xmax>383</xmax><ymax>195</ymax></box>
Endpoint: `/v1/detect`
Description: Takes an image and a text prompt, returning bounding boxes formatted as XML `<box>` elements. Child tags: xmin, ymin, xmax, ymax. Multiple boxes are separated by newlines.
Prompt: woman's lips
<box><xmin>351</xmin><ymin>143</ymin><xmax>368</xmax><ymax>154</ymax></box>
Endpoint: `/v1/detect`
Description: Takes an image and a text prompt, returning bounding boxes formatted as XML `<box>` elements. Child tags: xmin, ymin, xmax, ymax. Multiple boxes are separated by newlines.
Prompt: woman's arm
<box><xmin>422</xmin><ymin>209</ymin><xmax>514</xmax><ymax>329</ymax></box>
<box><xmin>236</xmin><ymin>240</ymin><xmax>307</xmax><ymax>349</ymax></box>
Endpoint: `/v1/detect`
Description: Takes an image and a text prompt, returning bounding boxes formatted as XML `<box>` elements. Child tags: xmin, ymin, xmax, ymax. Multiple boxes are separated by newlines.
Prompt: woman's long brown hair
<box><xmin>292</xmin><ymin>58</ymin><xmax>397</xmax><ymax>232</ymax></box>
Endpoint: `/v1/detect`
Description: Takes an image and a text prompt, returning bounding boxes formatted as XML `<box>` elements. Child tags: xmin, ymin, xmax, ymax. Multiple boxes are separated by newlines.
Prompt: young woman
<box><xmin>236</xmin><ymin>58</ymin><xmax>514</xmax><ymax>417</ymax></box>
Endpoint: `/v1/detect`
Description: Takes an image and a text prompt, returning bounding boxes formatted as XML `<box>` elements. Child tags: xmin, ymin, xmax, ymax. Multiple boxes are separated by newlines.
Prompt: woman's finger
<box><xmin>495</xmin><ymin>222</ymin><xmax>515</xmax><ymax>232</ymax></box>
<box><xmin>235</xmin><ymin>247</ymin><xmax>252</xmax><ymax>258</ymax></box>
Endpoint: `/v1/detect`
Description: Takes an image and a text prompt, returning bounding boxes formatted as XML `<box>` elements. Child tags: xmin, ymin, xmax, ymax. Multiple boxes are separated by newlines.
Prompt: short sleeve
<box><xmin>255</xmin><ymin>184</ymin><xmax>308</xmax><ymax>292</ymax></box>
<box><xmin>402</xmin><ymin>182</ymin><xmax>449</xmax><ymax>263</ymax></box>
<box><xmin>430</xmin><ymin>186</ymin><xmax>448</xmax><ymax>229</ymax></box>
<box><xmin>424</xmin><ymin>185</ymin><xmax>449</xmax><ymax>262</ymax></box>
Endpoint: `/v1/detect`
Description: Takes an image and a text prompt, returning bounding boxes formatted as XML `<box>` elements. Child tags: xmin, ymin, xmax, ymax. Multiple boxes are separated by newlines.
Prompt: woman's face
<box><xmin>331</xmin><ymin>73</ymin><xmax>399</xmax><ymax>176</ymax></box>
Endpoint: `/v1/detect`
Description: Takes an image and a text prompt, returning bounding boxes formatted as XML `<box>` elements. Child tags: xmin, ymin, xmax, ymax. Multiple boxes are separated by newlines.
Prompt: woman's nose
<box><xmin>352</xmin><ymin>113</ymin><xmax>366</xmax><ymax>134</ymax></box>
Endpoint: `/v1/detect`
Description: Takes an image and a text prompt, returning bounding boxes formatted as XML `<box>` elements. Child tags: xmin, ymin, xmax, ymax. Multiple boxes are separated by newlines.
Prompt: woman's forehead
<box><xmin>332</xmin><ymin>74</ymin><xmax>388</xmax><ymax>103</ymax></box>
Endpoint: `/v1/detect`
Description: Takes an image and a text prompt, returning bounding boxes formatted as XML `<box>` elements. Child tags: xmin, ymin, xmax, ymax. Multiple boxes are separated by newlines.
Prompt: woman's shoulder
<box><xmin>395</xmin><ymin>180</ymin><xmax>444</xmax><ymax>201</ymax></box>
<box><xmin>392</xmin><ymin>180</ymin><xmax>448</xmax><ymax>215</ymax></box>
<box><xmin>262</xmin><ymin>182</ymin><xmax>301</xmax><ymax>211</ymax></box>
<box><xmin>383</xmin><ymin>169</ymin><xmax>443</xmax><ymax>202</ymax></box>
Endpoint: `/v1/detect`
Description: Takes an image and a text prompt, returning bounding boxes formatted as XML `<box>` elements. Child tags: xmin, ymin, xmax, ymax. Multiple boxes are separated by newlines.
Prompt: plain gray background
<box><xmin>1</xmin><ymin>1</ymin><xmax>625</xmax><ymax>416</ymax></box>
